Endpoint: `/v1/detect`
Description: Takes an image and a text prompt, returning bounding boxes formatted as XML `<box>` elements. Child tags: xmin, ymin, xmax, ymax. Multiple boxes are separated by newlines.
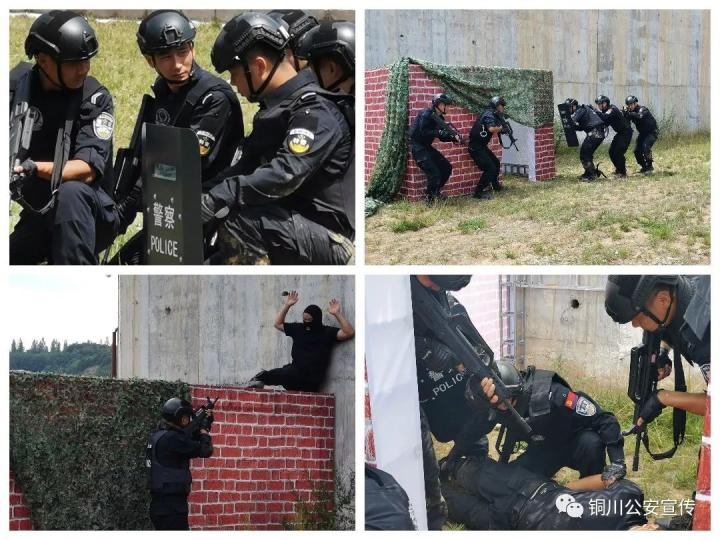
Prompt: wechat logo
<box><xmin>555</xmin><ymin>493</ymin><xmax>584</xmax><ymax>518</ymax></box>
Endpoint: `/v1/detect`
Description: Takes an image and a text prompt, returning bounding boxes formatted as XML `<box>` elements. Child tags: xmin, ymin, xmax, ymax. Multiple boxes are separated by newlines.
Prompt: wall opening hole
<box><xmin>570</xmin><ymin>299</ymin><xmax>580</xmax><ymax>309</ymax></box>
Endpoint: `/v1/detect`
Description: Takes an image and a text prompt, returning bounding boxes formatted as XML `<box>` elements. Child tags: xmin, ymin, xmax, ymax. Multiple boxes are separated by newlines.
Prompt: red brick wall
<box><xmin>454</xmin><ymin>275</ymin><xmax>502</xmax><ymax>356</ymax></box>
<box><xmin>9</xmin><ymin>471</ymin><xmax>32</xmax><ymax>531</ymax></box>
<box><xmin>9</xmin><ymin>385</ymin><xmax>335</xmax><ymax>531</ymax></box>
<box><xmin>365</xmin><ymin>64</ymin><xmax>556</xmax><ymax>201</ymax></box>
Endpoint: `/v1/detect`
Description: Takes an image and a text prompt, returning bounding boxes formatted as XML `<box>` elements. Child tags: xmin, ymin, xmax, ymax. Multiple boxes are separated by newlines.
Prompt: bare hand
<box><xmin>328</xmin><ymin>298</ymin><xmax>342</xmax><ymax>316</ymax></box>
<box><xmin>480</xmin><ymin>377</ymin><xmax>506</xmax><ymax>410</ymax></box>
<box><xmin>285</xmin><ymin>290</ymin><xmax>299</xmax><ymax>307</ymax></box>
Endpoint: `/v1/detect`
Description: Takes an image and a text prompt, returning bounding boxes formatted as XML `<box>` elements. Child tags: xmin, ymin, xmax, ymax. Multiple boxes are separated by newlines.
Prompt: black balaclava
<box><xmin>303</xmin><ymin>304</ymin><xmax>323</xmax><ymax>332</ymax></box>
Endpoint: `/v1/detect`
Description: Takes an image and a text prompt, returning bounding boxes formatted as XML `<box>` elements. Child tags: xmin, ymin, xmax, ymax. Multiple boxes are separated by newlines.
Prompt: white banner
<box><xmin>365</xmin><ymin>275</ymin><xmax>427</xmax><ymax>530</ymax></box>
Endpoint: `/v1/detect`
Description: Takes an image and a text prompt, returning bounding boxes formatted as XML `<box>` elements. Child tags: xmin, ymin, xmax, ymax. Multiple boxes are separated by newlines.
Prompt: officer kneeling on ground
<box><xmin>565</xmin><ymin>97</ymin><xmax>607</xmax><ymax>181</ymax></box>
<box><xmin>201</xmin><ymin>13</ymin><xmax>355</xmax><ymax>265</ymax></box>
<box><xmin>605</xmin><ymin>275</ymin><xmax>710</xmax><ymax>426</ymax></box>
<box><xmin>475</xmin><ymin>360</ymin><xmax>627</xmax><ymax>483</ymax></box>
<box><xmin>10</xmin><ymin>10</ymin><xmax>118</xmax><ymax>264</ymax></box>
<box><xmin>111</xmin><ymin>9</ymin><xmax>244</xmax><ymax>263</ymax></box>
<box><xmin>146</xmin><ymin>397</ymin><xmax>213</xmax><ymax>530</ymax></box>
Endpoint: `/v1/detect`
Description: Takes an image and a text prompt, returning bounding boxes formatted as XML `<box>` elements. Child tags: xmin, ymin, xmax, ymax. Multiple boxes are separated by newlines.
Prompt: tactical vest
<box><xmin>146</xmin><ymin>429</ymin><xmax>192</xmax><ymax>495</ymax></box>
<box><xmin>518</xmin><ymin>368</ymin><xmax>571</xmax><ymax>438</ymax></box>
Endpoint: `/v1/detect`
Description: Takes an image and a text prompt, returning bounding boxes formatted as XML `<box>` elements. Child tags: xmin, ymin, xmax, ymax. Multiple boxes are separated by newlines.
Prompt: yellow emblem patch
<box><xmin>287</xmin><ymin>128</ymin><xmax>315</xmax><ymax>155</ymax></box>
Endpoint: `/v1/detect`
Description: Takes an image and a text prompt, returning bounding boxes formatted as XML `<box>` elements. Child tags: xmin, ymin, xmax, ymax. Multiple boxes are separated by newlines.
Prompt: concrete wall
<box><xmin>366</xmin><ymin>10</ymin><xmax>710</xmax><ymax>132</ymax></box>
<box><xmin>117</xmin><ymin>275</ymin><xmax>355</xmax><ymax>481</ymax></box>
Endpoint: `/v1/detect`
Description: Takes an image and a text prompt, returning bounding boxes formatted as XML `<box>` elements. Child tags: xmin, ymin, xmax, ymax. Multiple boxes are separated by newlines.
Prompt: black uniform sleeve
<box><xmin>454</xmin><ymin>413</ymin><xmax>494</xmax><ymax>454</ymax></box>
<box><xmin>418</xmin><ymin>110</ymin><xmax>441</xmax><ymax>139</ymax></box>
<box><xmin>72</xmin><ymin>87</ymin><xmax>114</xmax><ymax>179</ymax></box>
<box><xmin>625</xmin><ymin>107</ymin><xmax>648</xmax><ymax>120</ymax></box>
<box><xmin>207</xmin><ymin>94</ymin><xmax>343</xmax><ymax>209</ymax></box>
<box><xmin>550</xmin><ymin>383</ymin><xmax>625</xmax><ymax>463</ymax></box>
<box><xmin>167</xmin><ymin>432</ymin><xmax>213</xmax><ymax>459</ymax></box>
<box><xmin>570</xmin><ymin>107</ymin><xmax>585</xmax><ymax>131</ymax></box>
<box><xmin>188</xmin><ymin>90</ymin><xmax>233</xmax><ymax>168</ymax></box>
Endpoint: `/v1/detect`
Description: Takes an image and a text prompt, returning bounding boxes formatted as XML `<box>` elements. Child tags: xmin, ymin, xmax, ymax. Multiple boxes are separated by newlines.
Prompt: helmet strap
<box><xmin>246</xmin><ymin>54</ymin><xmax>284</xmax><ymax>102</ymax></box>
<box><xmin>642</xmin><ymin>291</ymin><xmax>674</xmax><ymax>330</ymax></box>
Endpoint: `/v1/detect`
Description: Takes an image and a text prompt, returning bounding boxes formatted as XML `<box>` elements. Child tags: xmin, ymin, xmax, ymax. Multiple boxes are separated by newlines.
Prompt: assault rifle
<box><xmin>410</xmin><ymin>277</ymin><xmax>532</xmax><ymax>438</ymax></box>
<box><xmin>434</xmin><ymin>113</ymin><xmax>464</xmax><ymax>144</ymax></box>
<box><xmin>184</xmin><ymin>396</ymin><xmax>219</xmax><ymax>438</ymax></box>
<box><xmin>622</xmin><ymin>332</ymin><xmax>686</xmax><ymax>471</ymax></box>
<box><xmin>9</xmin><ymin>101</ymin><xmax>37</xmax><ymax>204</ymax></box>
<box><xmin>495</xmin><ymin>113</ymin><xmax>519</xmax><ymax>151</ymax></box>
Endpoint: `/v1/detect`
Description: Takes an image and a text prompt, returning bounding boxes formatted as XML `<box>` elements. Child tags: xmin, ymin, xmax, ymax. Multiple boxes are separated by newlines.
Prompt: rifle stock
<box><xmin>410</xmin><ymin>277</ymin><xmax>532</xmax><ymax>437</ymax></box>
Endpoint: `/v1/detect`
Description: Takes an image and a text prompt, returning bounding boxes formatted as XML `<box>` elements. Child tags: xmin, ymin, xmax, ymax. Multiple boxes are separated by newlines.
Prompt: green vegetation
<box><xmin>367</xmin><ymin>133</ymin><xmax>710</xmax><ymax>264</ymax></box>
<box><xmin>10</xmin><ymin>340</ymin><xmax>111</xmax><ymax>376</ymax></box>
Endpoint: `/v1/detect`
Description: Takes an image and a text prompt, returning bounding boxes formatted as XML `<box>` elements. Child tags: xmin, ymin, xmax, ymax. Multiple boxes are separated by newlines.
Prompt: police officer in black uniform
<box><xmin>565</xmin><ymin>97</ymin><xmax>607</xmax><ymax>181</ymax></box>
<box><xmin>477</xmin><ymin>360</ymin><xmax>627</xmax><ymax>482</ymax></box>
<box><xmin>605</xmin><ymin>275</ymin><xmax>710</xmax><ymax>426</ymax></box>
<box><xmin>112</xmin><ymin>10</ymin><xmax>244</xmax><ymax>263</ymax></box>
<box><xmin>411</xmin><ymin>275</ymin><xmax>490</xmax><ymax>530</ymax></box>
<box><xmin>305</xmin><ymin>21</ymin><xmax>355</xmax><ymax>95</ymax></box>
<box><xmin>146</xmin><ymin>397</ymin><xmax>213</xmax><ymax>530</ymax></box>
<box><xmin>409</xmin><ymin>93</ymin><xmax>459</xmax><ymax>204</ymax></box>
<box><xmin>267</xmin><ymin>10</ymin><xmax>319</xmax><ymax>72</ymax></box>
<box><xmin>595</xmin><ymin>95</ymin><xmax>632</xmax><ymax>177</ymax></box>
<box><xmin>9</xmin><ymin>10</ymin><xmax>118</xmax><ymax>264</ymax></box>
<box><xmin>469</xmin><ymin>96</ymin><xmax>506</xmax><ymax>200</ymax></box>
<box><xmin>200</xmin><ymin>13</ymin><xmax>354</xmax><ymax>265</ymax></box>
<box><xmin>623</xmin><ymin>96</ymin><xmax>659</xmax><ymax>174</ymax></box>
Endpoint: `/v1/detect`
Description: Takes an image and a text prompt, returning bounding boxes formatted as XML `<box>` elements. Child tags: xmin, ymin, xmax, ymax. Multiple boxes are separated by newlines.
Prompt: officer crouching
<box><xmin>146</xmin><ymin>398</ymin><xmax>213</xmax><ymax>530</ymax></box>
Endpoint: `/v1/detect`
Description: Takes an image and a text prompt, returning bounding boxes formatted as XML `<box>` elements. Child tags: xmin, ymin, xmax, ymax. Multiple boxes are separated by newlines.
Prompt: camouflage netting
<box><xmin>10</xmin><ymin>371</ymin><xmax>190</xmax><ymax>530</ymax></box>
<box><xmin>365</xmin><ymin>57</ymin><xmax>554</xmax><ymax>213</ymax></box>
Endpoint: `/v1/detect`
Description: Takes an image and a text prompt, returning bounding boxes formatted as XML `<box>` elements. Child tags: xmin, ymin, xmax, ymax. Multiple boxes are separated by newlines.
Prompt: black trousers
<box><xmin>257</xmin><ymin>364</ymin><xmax>321</xmax><ymax>392</ymax></box>
<box><xmin>419</xmin><ymin>406</ymin><xmax>447</xmax><ymax>530</ymax></box>
<box><xmin>608</xmin><ymin>129</ymin><xmax>632</xmax><ymax>174</ymax></box>
<box><xmin>150</xmin><ymin>512</ymin><xmax>189</xmax><ymax>530</ymax></box>
<box><xmin>634</xmin><ymin>130</ymin><xmax>658</xmax><ymax>168</ymax></box>
<box><xmin>579</xmin><ymin>133</ymin><xmax>605</xmax><ymax>165</ymax></box>
<box><xmin>411</xmin><ymin>145</ymin><xmax>452</xmax><ymax>198</ymax></box>
<box><xmin>150</xmin><ymin>494</ymin><xmax>190</xmax><ymax>530</ymax></box>
<box><xmin>468</xmin><ymin>143</ymin><xmax>501</xmax><ymax>194</ymax></box>
<box><xmin>214</xmin><ymin>205</ymin><xmax>353</xmax><ymax>265</ymax></box>
<box><xmin>513</xmin><ymin>429</ymin><xmax>606</xmax><ymax>478</ymax></box>
<box><xmin>10</xmin><ymin>181</ymin><xmax>117</xmax><ymax>265</ymax></box>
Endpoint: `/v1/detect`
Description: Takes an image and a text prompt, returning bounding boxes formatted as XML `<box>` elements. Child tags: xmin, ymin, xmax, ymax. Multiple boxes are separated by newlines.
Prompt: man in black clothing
<box><xmin>565</xmin><ymin>97</ymin><xmax>607</xmax><ymax>181</ymax></box>
<box><xmin>248</xmin><ymin>290</ymin><xmax>354</xmax><ymax>391</ymax></box>
<box><xmin>623</xmin><ymin>95</ymin><xmax>659</xmax><ymax>174</ymax></box>
<box><xmin>409</xmin><ymin>93</ymin><xmax>460</xmax><ymax>204</ymax></box>
<box><xmin>305</xmin><ymin>21</ymin><xmax>355</xmax><ymax>95</ymax></box>
<box><xmin>267</xmin><ymin>10</ymin><xmax>319</xmax><ymax>72</ymax></box>
<box><xmin>146</xmin><ymin>397</ymin><xmax>214</xmax><ymax>530</ymax></box>
<box><xmin>475</xmin><ymin>360</ymin><xmax>626</xmax><ymax>481</ymax></box>
<box><xmin>201</xmin><ymin>13</ymin><xmax>354</xmax><ymax>265</ymax></box>
<box><xmin>605</xmin><ymin>275</ymin><xmax>710</xmax><ymax>425</ymax></box>
<box><xmin>365</xmin><ymin>465</ymin><xmax>417</xmax><ymax>530</ymax></box>
<box><xmin>111</xmin><ymin>10</ymin><xmax>244</xmax><ymax>263</ymax></box>
<box><xmin>10</xmin><ymin>10</ymin><xmax>118</xmax><ymax>264</ymax></box>
<box><xmin>595</xmin><ymin>95</ymin><xmax>632</xmax><ymax>177</ymax></box>
<box><xmin>469</xmin><ymin>96</ymin><xmax>506</xmax><ymax>199</ymax></box>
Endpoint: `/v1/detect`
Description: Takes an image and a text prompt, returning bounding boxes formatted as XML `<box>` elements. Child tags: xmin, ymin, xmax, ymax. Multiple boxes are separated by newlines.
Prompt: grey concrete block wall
<box><xmin>366</xmin><ymin>10</ymin><xmax>710</xmax><ymax>132</ymax></box>
<box><xmin>117</xmin><ymin>275</ymin><xmax>355</xmax><ymax>478</ymax></box>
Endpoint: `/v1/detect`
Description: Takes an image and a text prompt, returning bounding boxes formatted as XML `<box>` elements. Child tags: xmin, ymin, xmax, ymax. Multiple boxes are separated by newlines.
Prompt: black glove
<box><xmin>500</xmin><ymin>125</ymin><xmax>510</xmax><ymax>135</ymax></box>
<box><xmin>116</xmin><ymin>190</ymin><xmax>141</xmax><ymax>234</ymax></box>
<box><xmin>200</xmin><ymin>413</ymin><xmax>214</xmax><ymax>432</ymax></box>
<box><xmin>601</xmin><ymin>461</ymin><xmax>627</xmax><ymax>485</ymax></box>
<box><xmin>657</xmin><ymin>348</ymin><xmax>672</xmax><ymax>378</ymax></box>
<box><xmin>200</xmin><ymin>193</ymin><xmax>229</xmax><ymax>225</ymax></box>
<box><xmin>15</xmin><ymin>159</ymin><xmax>38</xmax><ymax>179</ymax></box>
<box><xmin>638</xmin><ymin>391</ymin><xmax>666</xmax><ymax>425</ymax></box>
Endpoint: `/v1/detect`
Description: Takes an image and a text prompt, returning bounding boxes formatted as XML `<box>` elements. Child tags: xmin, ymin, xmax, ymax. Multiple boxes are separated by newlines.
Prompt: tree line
<box><xmin>9</xmin><ymin>339</ymin><xmax>112</xmax><ymax>377</ymax></box>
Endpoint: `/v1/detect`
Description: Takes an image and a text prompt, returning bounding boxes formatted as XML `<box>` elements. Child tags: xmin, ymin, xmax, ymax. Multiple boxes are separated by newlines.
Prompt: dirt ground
<box><xmin>366</xmin><ymin>134</ymin><xmax>710</xmax><ymax>265</ymax></box>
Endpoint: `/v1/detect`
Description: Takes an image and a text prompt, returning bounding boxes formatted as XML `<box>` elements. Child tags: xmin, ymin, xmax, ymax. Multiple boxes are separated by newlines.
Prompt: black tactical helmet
<box><xmin>605</xmin><ymin>275</ymin><xmax>679</xmax><ymax>324</ymax></box>
<box><xmin>426</xmin><ymin>275</ymin><xmax>472</xmax><ymax>291</ymax></box>
<box><xmin>306</xmin><ymin>21</ymin><xmax>355</xmax><ymax>91</ymax></box>
<box><xmin>493</xmin><ymin>360</ymin><xmax>524</xmax><ymax>398</ymax></box>
<box><xmin>595</xmin><ymin>94</ymin><xmax>610</xmax><ymax>106</ymax></box>
<box><xmin>490</xmin><ymin>96</ymin><xmax>506</xmax><ymax>109</ymax></box>
<box><xmin>161</xmin><ymin>397</ymin><xmax>194</xmax><ymax>425</ymax></box>
<box><xmin>625</xmin><ymin>95</ymin><xmax>639</xmax><ymax>106</ymax></box>
<box><xmin>267</xmin><ymin>10</ymin><xmax>319</xmax><ymax>54</ymax></box>
<box><xmin>565</xmin><ymin>97</ymin><xmax>579</xmax><ymax>108</ymax></box>
<box><xmin>137</xmin><ymin>10</ymin><xmax>196</xmax><ymax>55</ymax></box>
<box><xmin>432</xmin><ymin>93</ymin><xmax>452</xmax><ymax>108</ymax></box>
<box><xmin>211</xmin><ymin>12</ymin><xmax>290</xmax><ymax>74</ymax></box>
<box><xmin>25</xmin><ymin>10</ymin><xmax>99</xmax><ymax>63</ymax></box>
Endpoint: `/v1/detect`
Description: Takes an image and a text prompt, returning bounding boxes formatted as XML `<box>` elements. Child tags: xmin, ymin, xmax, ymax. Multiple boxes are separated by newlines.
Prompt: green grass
<box><xmin>366</xmin><ymin>134</ymin><xmax>710</xmax><ymax>265</ymax></box>
<box><xmin>9</xmin><ymin>14</ymin><xmax>260</xmax><ymax>258</ymax></box>
<box><xmin>435</xmin><ymin>358</ymin><xmax>706</xmax><ymax>529</ymax></box>
<box><xmin>391</xmin><ymin>216</ymin><xmax>434</xmax><ymax>233</ymax></box>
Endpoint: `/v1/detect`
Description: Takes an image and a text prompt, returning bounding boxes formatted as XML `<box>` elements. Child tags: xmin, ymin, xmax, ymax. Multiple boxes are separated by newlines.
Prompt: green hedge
<box><xmin>10</xmin><ymin>371</ymin><xmax>190</xmax><ymax>530</ymax></box>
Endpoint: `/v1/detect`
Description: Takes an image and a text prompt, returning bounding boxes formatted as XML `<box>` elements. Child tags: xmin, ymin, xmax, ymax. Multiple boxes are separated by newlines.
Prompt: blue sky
<box><xmin>8</xmin><ymin>273</ymin><xmax>118</xmax><ymax>347</ymax></box>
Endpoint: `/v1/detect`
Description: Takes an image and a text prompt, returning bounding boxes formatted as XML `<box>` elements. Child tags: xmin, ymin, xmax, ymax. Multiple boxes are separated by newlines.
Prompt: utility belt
<box><xmin>587</xmin><ymin>127</ymin><xmax>605</xmax><ymax>139</ymax></box>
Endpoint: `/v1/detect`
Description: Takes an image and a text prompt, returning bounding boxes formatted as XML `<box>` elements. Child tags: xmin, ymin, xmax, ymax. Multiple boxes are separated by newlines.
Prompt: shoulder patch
<box><xmin>93</xmin><ymin>111</ymin><xmax>114</xmax><ymax>140</ymax></box>
<box><xmin>563</xmin><ymin>391</ymin><xmax>578</xmax><ymax>410</ymax></box>
<box><xmin>196</xmin><ymin>130</ymin><xmax>216</xmax><ymax>157</ymax></box>
<box><xmin>155</xmin><ymin>108</ymin><xmax>171</xmax><ymax>125</ymax></box>
<box><xmin>574</xmin><ymin>396</ymin><xmax>597</xmax><ymax>417</ymax></box>
<box><xmin>287</xmin><ymin>127</ymin><xmax>315</xmax><ymax>155</ymax></box>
